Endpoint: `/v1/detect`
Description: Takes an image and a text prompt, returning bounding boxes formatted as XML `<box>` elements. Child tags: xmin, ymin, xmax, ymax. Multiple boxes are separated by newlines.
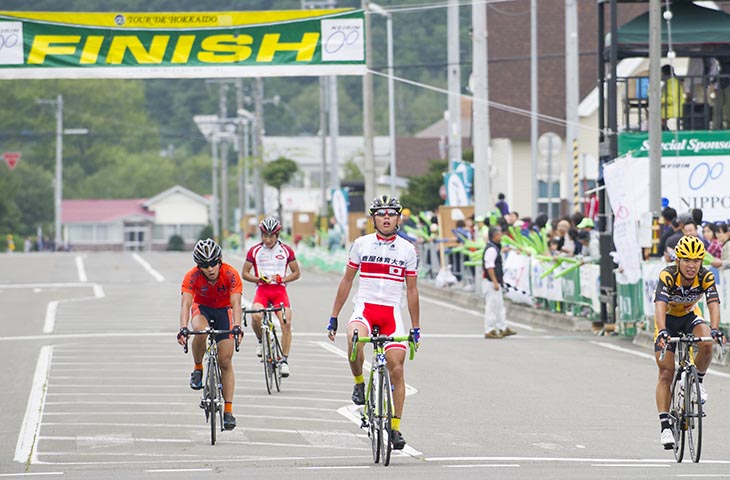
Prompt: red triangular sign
<box><xmin>3</xmin><ymin>152</ymin><xmax>21</xmax><ymax>170</ymax></box>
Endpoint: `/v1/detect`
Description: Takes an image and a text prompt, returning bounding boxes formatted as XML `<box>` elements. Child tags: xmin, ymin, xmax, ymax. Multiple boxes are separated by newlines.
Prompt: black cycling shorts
<box><xmin>653</xmin><ymin>311</ymin><xmax>707</xmax><ymax>353</ymax></box>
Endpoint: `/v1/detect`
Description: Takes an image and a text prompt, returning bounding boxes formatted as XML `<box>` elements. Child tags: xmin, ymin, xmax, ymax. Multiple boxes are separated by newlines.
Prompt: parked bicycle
<box><xmin>182</xmin><ymin>328</ymin><xmax>239</xmax><ymax>445</ymax></box>
<box><xmin>660</xmin><ymin>333</ymin><xmax>724</xmax><ymax>463</ymax></box>
<box><xmin>350</xmin><ymin>326</ymin><xmax>416</xmax><ymax>466</ymax></box>
<box><xmin>244</xmin><ymin>303</ymin><xmax>286</xmax><ymax>394</ymax></box>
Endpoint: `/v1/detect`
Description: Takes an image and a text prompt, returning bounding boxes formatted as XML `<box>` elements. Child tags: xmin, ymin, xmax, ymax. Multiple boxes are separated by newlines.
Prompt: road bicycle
<box><xmin>350</xmin><ymin>327</ymin><xmax>416</xmax><ymax>466</ymax></box>
<box><xmin>244</xmin><ymin>303</ymin><xmax>286</xmax><ymax>394</ymax></box>
<box><xmin>182</xmin><ymin>328</ymin><xmax>239</xmax><ymax>445</ymax></box>
<box><xmin>660</xmin><ymin>333</ymin><xmax>724</xmax><ymax>463</ymax></box>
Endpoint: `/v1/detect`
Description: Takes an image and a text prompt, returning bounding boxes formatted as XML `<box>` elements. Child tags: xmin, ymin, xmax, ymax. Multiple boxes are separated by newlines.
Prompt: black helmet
<box><xmin>193</xmin><ymin>238</ymin><xmax>221</xmax><ymax>265</ymax></box>
<box><xmin>368</xmin><ymin>195</ymin><xmax>403</xmax><ymax>216</ymax></box>
<box><xmin>259</xmin><ymin>216</ymin><xmax>282</xmax><ymax>235</ymax></box>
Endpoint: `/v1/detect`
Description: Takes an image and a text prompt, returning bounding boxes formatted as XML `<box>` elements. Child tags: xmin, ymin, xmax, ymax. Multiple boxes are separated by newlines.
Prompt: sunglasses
<box><xmin>374</xmin><ymin>209</ymin><xmax>399</xmax><ymax>217</ymax></box>
<box><xmin>197</xmin><ymin>260</ymin><xmax>221</xmax><ymax>269</ymax></box>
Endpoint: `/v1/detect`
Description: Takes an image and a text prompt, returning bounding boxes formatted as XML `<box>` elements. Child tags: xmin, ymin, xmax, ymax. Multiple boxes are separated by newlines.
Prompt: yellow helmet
<box><xmin>674</xmin><ymin>235</ymin><xmax>705</xmax><ymax>260</ymax></box>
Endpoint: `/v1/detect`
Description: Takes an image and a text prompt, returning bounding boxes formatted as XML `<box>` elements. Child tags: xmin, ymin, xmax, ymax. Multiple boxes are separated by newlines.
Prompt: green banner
<box><xmin>0</xmin><ymin>10</ymin><xmax>365</xmax><ymax>79</ymax></box>
<box><xmin>618</xmin><ymin>131</ymin><xmax>730</xmax><ymax>157</ymax></box>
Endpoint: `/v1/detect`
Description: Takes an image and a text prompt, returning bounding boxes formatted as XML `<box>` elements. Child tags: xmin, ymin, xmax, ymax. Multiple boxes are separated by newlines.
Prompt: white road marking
<box><xmin>0</xmin><ymin>474</ymin><xmax>64</xmax><ymax>477</ymax></box>
<box><xmin>298</xmin><ymin>466</ymin><xmax>370</xmax><ymax>470</ymax></box>
<box><xmin>591</xmin><ymin>341</ymin><xmax>730</xmax><ymax>379</ymax></box>
<box><xmin>146</xmin><ymin>469</ymin><xmax>211</xmax><ymax>473</ymax></box>
<box><xmin>75</xmin><ymin>256</ymin><xmax>87</xmax><ymax>282</ymax></box>
<box><xmin>131</xmin><ymin>253</ymin><xmax>165</xmax><ymax>282</ymax></box>
<box><xmin>14</xmin><ymin>346</ymin><xmax>52</xmax><ymax>465</ymax></box>
<box><xmin>42</xmin><ymin>284</ymin><xmax>105</xmax><ymax>334</ymax></box>
<box><xmin>592</xmin><ymin>464</ymin><xmax>670</xmax><ymax>467</ymax></box>
<box><xmin>444</xmin><ymin>464</ymin><xmax>520</xmax><ymax>468</ymax></box>
<box><xmin>420</xmin><ymin>295</ymin><xmax>544</xmax><ymax>332</ymax></box>
<box><xmin>426</xmin><ymin>456</ymin><xmax>730</xmax><ymax>464</ymax></box>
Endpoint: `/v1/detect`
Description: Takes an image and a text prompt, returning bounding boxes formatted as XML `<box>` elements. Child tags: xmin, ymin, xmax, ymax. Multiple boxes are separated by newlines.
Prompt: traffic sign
<box><xmin>538</xmin><ymin>132</ymin><xmax>562</xmax><ymax>157</ymax></box>
<box><xmin>3</xmin><ymin>152</ymin><xmax>21</xmax><ymax>170</ymax></box>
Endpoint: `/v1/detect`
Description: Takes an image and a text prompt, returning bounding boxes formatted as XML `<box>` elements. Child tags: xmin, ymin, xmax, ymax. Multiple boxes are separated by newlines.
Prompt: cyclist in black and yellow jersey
<box><xmin>654</xmin><ymin>235</ymin><xmax>725</xmax><ymax>449</ymax></box>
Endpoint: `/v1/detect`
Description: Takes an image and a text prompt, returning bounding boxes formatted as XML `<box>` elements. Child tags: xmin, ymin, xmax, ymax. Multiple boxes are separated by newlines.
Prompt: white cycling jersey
<box><xmin>246</xmin><ymin>241</ymin><xmax>296</xmax><ymax>280</ymax></box>
<box><xmin>347</xmin><ymin>232</ymin><xmax>419</xmax><ymax>307</ymax></box>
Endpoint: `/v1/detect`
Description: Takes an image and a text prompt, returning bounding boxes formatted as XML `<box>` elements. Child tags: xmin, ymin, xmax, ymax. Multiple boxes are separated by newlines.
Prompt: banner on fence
<box><xmin>503</xmin><ymin>252</ymin><xmax>531</xmax><ymax>305</ymax></box>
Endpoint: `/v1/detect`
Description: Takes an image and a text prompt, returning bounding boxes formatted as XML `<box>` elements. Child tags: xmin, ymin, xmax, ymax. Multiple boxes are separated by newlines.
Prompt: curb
<box><xmin>418</xmin><ymin>281</ymin><xmax>593</xmax><ymax>333</ymax></box>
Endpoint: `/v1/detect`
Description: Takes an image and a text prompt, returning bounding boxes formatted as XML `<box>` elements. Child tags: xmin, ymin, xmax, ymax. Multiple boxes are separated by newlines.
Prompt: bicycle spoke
<box><xmin>686</xmin><ymin>368</ymin><xmax>703</xmax><ymax>463</ymax></box>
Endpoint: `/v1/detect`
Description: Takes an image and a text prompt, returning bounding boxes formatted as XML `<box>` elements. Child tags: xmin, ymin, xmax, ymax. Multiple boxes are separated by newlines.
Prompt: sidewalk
<box><xmin>418</xmin><ymin>280</ymin><xmax>729</xmax><ymax>368</ymax></box>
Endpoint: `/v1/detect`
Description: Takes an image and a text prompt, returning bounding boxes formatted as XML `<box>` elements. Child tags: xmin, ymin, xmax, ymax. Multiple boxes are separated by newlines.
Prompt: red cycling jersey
<box><xmin>181</xmin><ymin>263</ymin><xmax>243</xmax><ymax>308</ymax></box>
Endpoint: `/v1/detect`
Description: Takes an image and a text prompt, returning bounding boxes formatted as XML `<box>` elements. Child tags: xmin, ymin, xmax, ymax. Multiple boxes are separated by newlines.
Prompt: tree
<box><xmin>399</xmin><ymin>159</ymin><xmax>448</xmax><ymax>212</ymax></box>
<box><xmin>262</xmin><ymin>156</ymin><xmax>299</xmax><ymax>221</ymax></box>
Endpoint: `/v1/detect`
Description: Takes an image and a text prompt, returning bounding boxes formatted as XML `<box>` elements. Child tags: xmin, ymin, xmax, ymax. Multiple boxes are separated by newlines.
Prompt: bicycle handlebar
<box><xmin>659</xmin><ymin>335</ymin><xmax>723</xmax><ymax>361</ymax></box>
<box><xmin>349</xmin><ymin>328</ymin><xmax>416</xmax><ymax>362</ymax></box>
<box><xmin>182</xmin><ymin>328</ymin><xmax>240</xmax><ymax>353</ymax></box>
<box><xmin>242</xmin><ymin>302</ymin><xmax>287</xmax><ymax>324</ymax></box>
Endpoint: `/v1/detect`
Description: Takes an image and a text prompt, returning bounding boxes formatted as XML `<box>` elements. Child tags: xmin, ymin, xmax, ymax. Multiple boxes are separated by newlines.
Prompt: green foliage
<box><xmin>263</xmin><ymin>157</ymin><xmax>299</xmax><ymax>220</ymax></box>
<box><xmin>199</xmin><ymin>225</ymin><xmax>214</xmax><ymax>241</ymax></box>
<box><xmin>399</xmin><ymin>159</ymin><xmax>448</xmax><ymax>212</ymax></box>
<box><xmin>166</xmin><ymin>234</ymin><xmax>185</xmax><ymax>251</ymax></box>
<box><xmin>342</xmin><ymin>160</ymin><xmax>364</xmax><ymax>181</ymax></box>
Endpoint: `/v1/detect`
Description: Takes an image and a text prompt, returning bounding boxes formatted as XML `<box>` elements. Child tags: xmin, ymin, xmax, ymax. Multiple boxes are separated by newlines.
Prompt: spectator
<box><xmin>482</xmin><ymin>225</ymin><xmax>516</xmax><ymax>339</ymax></box>
<box><xmin>653</xmin><ymin>207</ymin><xmax>677</xmax><ymax>258</ymax></box>
<box><xmin>327</xmin><ymin>216</ymin><xmax>344</xmax><ymax>251</ymax></box>
<box><xmin>577</xmin><ymin>230</ymin><xmax>600</xmax><ymax>264</ymax></box>
<box><xmin>664</xmin><ymin>212</ymin><xmax>691</xmax><ymax>262</ymax></box>
<box><xmin>703</xmin><ymin>223</ymin><xmax>722</xmax><ymax>259</ymax></box>
<box><xmin>661</xmin><ymin>64</ymin><xmax>684</xmax><ymax>129</ymax></box>
<box><xmin>397</xmin><ymin>208</ymin><xmax>418</xmax><ymax>243</ymax></box>
<box><xmin>495</xmin><ymin>193</ymin><xmax>509</xmax><ymax>217</ymax></box>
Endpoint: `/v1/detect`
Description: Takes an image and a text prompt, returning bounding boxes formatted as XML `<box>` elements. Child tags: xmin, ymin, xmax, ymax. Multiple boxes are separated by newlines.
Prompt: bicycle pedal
<box><xmin>199</xmin><ymin>400</ymin><xmax>206</xmax><ymax>409</ymax></box>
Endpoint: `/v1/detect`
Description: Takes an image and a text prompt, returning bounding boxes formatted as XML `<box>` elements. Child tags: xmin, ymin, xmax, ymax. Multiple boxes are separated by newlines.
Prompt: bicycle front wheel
<box><xmin>272</xmin><ymin>330</ymin><xmax>283</xmax><ymax>392</ymax></box>
<box><xmin>669</xmin><ymin>370</ymin><xmax>685</xmax><ymax>462</ymax></box>
<box><xmin>368</xmin><ymin>370</ymin><xmax>380</xmax><ymax>464</ymax></box>
<box><xmin>685</xmin><ymin>367</ymin><xmax>703</xmax><ymax>463</ymax></box>
<box><xmin>262</xmin><ymin>328</ymin><xmax>273</xmax><ymax>395</ymax></box>
<box><xmin>380</xmin><ymin>368</ymin><xmax>393</xmax><ymax>466</ymax></box>
<box><xmin>207</xmin><ymin>358</ymin><xmax>218</xmax><ymax>445</ymax></box>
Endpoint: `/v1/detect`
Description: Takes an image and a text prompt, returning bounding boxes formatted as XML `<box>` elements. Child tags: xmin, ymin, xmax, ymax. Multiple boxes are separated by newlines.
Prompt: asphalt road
<box><xmin>1</xmin><ymin>251</ymin><xmax>730</xmax><ymax>479</ymax></box>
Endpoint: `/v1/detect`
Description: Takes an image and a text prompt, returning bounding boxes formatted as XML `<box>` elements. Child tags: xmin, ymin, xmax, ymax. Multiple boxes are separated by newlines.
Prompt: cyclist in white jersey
<box><xmin>327</xmin><ymin>195</ymin><xmax>421</xmax><ymax>451</ymax></box>
<box><xmin>241</xmin><ymin>216</ymin><xmax>300</xmax><ymax>377</ymax></box>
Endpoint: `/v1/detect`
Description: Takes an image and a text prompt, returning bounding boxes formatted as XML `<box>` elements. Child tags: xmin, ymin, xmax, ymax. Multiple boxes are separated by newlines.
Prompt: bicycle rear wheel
<box><xmin>380</xmin><ymin>369</ymin><xmax>393</xmax><ymax>466</ymax></box>
<box><xmin>262</xmin><ymin>328</ymin><xmax>273</xmax><ymax>395</ymax></box>
<box><xmin>670</xmin><ymin>370</ymin><xmax>685</xmax><ymax>462</ymax></box>
<box><xmin>272</xmin><ymin>330</ymin><xmax>283</xmax><ymax>392</ymax></box>
<box><xmin>207</xmin><ymin>358</ymin><xmax>218</xmax><ymax>445</ymax></box>
<box><xmin>368</xmin><ymin>370</ymin><xmax>380</xmax><ymax>464</ymax></box>
<box><xmin>685</xmin><ymin>367</ymin><xmax>703</xmax><ymax>463</ymax></box>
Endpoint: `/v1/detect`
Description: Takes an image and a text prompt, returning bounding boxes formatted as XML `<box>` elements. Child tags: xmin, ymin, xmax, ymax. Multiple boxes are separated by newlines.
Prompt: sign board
<box><xmin>437</xmin><ymin>205</ymin><xmax>474</xmax><ymax>248</ymax></box>
<box><xmin>3</xmin><ymin>151</ymin><xmax>20</xmax><ymax>170</ymax></box>
<box><xmin>617</xmin><ymin>131</ymin><xmax>730</xmax><ymax>222</ymax></box>
<box><xmin>0</xmin><ymin>10</ymin><xmax>365</xmax><ymax>79</ymax></box>
<box><xmin>291</xmin><ymin>211</ymin><xmax>316</xmax><ymax>240</ymax></box>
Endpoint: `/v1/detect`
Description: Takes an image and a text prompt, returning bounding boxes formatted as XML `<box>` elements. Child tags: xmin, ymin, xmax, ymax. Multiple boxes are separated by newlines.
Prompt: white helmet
<box><xmin>193</xmin><ymin>238</ymin><xmax>221</xmax><ymax>265</ymax></box>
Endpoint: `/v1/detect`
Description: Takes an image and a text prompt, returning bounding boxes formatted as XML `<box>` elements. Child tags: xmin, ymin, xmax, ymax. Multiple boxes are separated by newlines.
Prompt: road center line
<box><xmin>14</xmin><ymin>346</ymin><xmax>52</xmax><ymax>465</ymax></box>
<box><xmin>131</xmin><ymin>253</ymin><xmax>165</xmax><ymax>282</ymax></box>
<box><xmin>420</xmin><ymin>296</ymin><xmax>544</xmax><ymax>331</ymax></box>
<box><xmin>75</xmin><ymin>255</ymin><xmax>87</xmax><ymax>282</ymax></box>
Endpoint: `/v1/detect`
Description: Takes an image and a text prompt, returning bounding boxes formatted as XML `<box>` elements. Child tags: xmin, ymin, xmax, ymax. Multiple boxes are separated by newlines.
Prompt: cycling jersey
<box><xmin>246</xmin><ymin>241</ymin><xmax>296</xmax><ymax>280</ymax></box>
<box><xmin>181</xmin><ymin>263</ymin><xmax>243</xmax><ymax>309</ymax></box>
<box><xmin>654</xmin><ymin>264</ymin><xmax>719</xmax><ymax>317</ymax></box>
<box><xmin>347</xmin><ymin>232</ymin><xmax>419</xmax><ymax>307</ymax></box>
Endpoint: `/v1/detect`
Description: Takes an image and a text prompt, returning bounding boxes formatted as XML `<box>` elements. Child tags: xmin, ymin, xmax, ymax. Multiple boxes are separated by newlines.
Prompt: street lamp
<box><xmin>38</xmin><ymin>94</ymin><xmax>88</xmax><ymax>250</ymax></box>
<box><xmin>369</xmin><ymin>2</ymin><xmax>397</xmax><ymax>196</ymax></box>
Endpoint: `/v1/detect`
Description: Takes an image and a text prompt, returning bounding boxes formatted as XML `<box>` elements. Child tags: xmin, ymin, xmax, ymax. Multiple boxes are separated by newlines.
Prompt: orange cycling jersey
<box><xmin>654</xmin><ymin>264</ymin><xmax>720</xmax><ymax>317</ymax></box>
<box><xmin>181</xmin><ymin>263</ymin><xmax>243</xmax><ymax>308</ymax></box>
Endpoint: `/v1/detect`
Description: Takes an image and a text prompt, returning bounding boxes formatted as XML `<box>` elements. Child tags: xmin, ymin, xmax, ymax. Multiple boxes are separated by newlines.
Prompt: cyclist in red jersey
<box><xmin>241</xmin><ymin>216</ymin><xmax>300</xmax><ymax>377</ymax></box>
<box><xmin>327</xmin><ymin>195</ymin><xmax>421</xmax><ymax>451</ymax></box>
<box><xmin>177</xmin><ymin>238</ymin><xmax>243</xmax><ymax>431</ymax></box>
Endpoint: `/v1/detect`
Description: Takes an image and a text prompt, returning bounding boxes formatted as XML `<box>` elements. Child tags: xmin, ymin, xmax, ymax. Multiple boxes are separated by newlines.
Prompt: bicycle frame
<box><xmin>350</xmin><ymin>327</ymin><xmax>415</xmax><ymax>466</ymax></box>
<box><xmin>183</xmin><ymin>328</ymin><xmax>239</xmax><ymax>445</ymax></box>
<box><xmin>660</xmin><ymin>334</ymin><xmax>721</xmax><ymax>463</ymax></box>
<box><xmin>244</xmin><ymin>303</ymin><xmax>286</xmax><ymax>394</ymax></box>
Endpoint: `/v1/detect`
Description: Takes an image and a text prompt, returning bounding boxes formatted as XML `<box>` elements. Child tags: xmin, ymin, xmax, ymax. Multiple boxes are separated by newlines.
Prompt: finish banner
<box><xmin>0</xmin><ymin>10</ymin><xmax>365</xmax><ymax>79</ymax></box>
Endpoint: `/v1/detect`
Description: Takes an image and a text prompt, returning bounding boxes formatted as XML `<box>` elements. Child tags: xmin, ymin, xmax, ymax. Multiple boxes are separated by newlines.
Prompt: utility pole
<box><xmin>54</xmin><ymin>95</ymin><xmax>63</xmax><ymax>250</ymax></box>
<box><xmin>218</xmin><ymin>83</ymin><xmax>230</xmax><ymax>241</ymax></box>
<box><xmin>254</xmin><ymin>77</ymin><xmax>265</xmax><ymax>217</ymax></box>
<box><xmin>447</xmin><ymin>0</ymin><xmax>462</xmax><ymax>170</ymax></box>
<box><xmin>319</xmin><ymin>78</ymin><xmax>329</xmax><ymax>218</ymax></box>
<box><xmin>362</xmin><ymin>0</ymin><xmax>376</xmax><ymax>206</ymax></box>
<box><xmin>565</xmin><ymin>0</ymin><xmax>580</xmax><ymax>214</ymax></box>
<box><xmin>530</xmin><ymin>0</ymin><xmax>539</xmax><ymax>218</ymax></box>
<box><xmin>648</xmin><ymin>0</ymin><xmax>662</xmax><ymax>214</ymax></box>
<box><xmin>472</xmin><ymin>0</ymin><xmax>490</xmax><ymax>218</ymax></box>
<box><xmin>329</xmin><ymin>75</ymin><xmax>340</xmax><ymax>190</ymax></box>
<box><xmin>235</xmin><ymin>79</ymin><xmax>247</xmax><ymax>236</ymax></box>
